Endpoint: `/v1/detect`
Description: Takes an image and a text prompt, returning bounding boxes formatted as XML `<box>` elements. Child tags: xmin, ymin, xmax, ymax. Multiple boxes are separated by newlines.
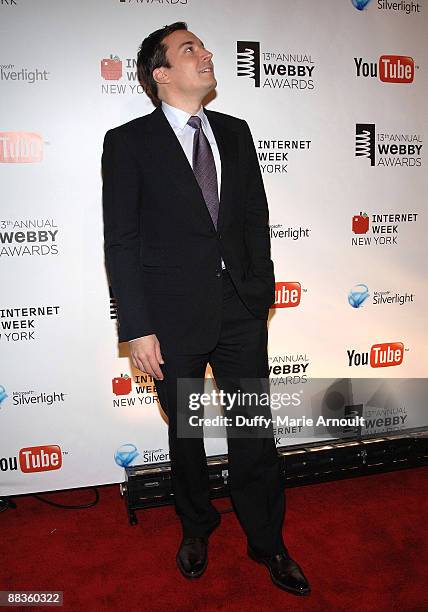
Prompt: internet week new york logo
<box><xmin>236</xmin><ymin>41</ymin><xmax>315</xmax><ymax>90</ymax></box>
<box><xmin>351</xmin><ymin>211</ymin><xmax>419</xmax><ymax>246</ymax></box>
<box><xmin>111</xmin><ymin>373</ymin><xmax>158</xmax><ymax>407</ymax></box>
<box><xmin>100</xmin><ymin>54</ymin><xmax>144</xmax><ymax>95</ymax></box>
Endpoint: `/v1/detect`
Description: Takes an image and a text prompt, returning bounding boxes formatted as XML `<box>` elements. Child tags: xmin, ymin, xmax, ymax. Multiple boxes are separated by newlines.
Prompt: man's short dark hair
<box><xmin>137</xmin><ymin>22</ymin><xmax>188</xmax><ymax>107</ymax></box>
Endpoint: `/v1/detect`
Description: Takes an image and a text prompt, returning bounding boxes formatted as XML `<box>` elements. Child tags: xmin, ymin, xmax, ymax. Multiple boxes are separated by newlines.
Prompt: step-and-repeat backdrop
<box><xmin>1</xmin><ymin>0</ymin><xmax>427</xmax><ymax>496</ymax></box>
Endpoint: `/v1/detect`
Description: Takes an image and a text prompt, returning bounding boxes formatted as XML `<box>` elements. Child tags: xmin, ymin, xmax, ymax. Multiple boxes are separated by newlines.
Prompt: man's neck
<box><xmin>161</xmin><ymin>96</ymin><xmax>203</xmax><ymax>116</ymax></box>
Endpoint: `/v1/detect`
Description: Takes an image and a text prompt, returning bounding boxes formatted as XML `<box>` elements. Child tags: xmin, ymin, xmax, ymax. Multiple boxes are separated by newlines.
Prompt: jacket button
<box><xmin>215</xmin><ymin>271</ymin><xmax>221</xmax><ymax>278</ymax></box>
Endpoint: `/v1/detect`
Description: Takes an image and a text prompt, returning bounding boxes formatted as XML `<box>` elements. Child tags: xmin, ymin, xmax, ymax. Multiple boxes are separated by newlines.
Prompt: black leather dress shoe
<box><xmin>248</xmin><ymin>547</ymin><xmax>311</xmax><ymax>596</ymax></box>
<box><xmin>176</xmin><ymin>537</ymin><xmax>208</xmax><ymax>579</ymax></box>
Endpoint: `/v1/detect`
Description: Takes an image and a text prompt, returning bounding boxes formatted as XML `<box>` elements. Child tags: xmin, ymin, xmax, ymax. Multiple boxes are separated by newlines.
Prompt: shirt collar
<box><xmin>161</xmin><ymin>101</ymin><xmax>208</xmax><ymax>132</ymax></box>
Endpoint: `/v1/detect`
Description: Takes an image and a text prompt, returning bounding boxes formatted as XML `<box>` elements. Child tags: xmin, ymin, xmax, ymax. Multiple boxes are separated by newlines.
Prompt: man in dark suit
<box><xmin>102</xmin><ymin>22</ymin><xmax>310</xmax><ymax>596</ymax></box>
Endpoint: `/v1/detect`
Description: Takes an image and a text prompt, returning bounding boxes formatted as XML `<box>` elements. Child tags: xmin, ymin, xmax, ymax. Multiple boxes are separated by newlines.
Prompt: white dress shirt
<box><xmin>161</xmin><ymin>100</ymin><xmax>222</xmax><ymax>200</ymax></box>
<box><xmin>129</xmin><ymin>101</ymin><xmax>224</xmax><ymax>343</ymax></box>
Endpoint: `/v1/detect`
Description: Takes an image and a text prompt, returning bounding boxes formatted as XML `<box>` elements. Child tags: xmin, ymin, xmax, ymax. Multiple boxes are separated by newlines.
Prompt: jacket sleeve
<box><xmin>101</xmin><ymin>128</ymin><xmax>155</xmax><ymax>342</ymax></box>
<box><xmin>241</xmin><ymin>120</ymin><xmax>275</xmax><ymax>287</ymax></box>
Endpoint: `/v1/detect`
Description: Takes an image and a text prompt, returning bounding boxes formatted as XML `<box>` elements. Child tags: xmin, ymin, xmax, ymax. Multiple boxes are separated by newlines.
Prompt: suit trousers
<box><xmin>154</xmin><ymin>269</ymin><xmax>286</xmax><ymax>556</ymax></box>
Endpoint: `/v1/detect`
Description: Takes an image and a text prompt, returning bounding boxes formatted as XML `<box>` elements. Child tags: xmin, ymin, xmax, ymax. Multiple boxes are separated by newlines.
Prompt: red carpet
<box><xmin>1</xmin><ymin>467</ymin><xmax>427</xmax><ymax>611</ymax></box>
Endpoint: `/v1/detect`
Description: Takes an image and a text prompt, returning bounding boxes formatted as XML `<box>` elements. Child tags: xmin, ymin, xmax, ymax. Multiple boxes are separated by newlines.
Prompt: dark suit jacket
<box><xmin>102</xmin><ymin>105</ymin><xmax>275</xmax><ymax>353</ymax></box>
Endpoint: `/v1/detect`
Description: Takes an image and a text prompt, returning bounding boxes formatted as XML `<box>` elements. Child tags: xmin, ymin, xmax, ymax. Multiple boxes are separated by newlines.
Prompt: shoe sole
<box><xmin>247</xmin><ymin>548</ymin><xmax>311</xmax><ymax>596</ymax></box>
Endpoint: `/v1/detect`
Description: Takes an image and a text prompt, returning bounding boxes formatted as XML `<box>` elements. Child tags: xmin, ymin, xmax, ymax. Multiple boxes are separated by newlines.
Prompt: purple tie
<box><xmin>187</xmin><ymin>115</ymin><xmax>219</xmax><ymax>229</ymax></box>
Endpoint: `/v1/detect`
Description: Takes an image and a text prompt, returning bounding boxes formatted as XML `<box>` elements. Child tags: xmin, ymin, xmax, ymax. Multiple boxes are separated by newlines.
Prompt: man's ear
<box><xmin>153</xmin><ymin>67</ymin><xmax>170</xmax><ymax>85</ymax></box>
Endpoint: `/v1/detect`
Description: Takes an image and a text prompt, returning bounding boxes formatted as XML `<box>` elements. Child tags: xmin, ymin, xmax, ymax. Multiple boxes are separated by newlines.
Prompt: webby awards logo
<box><xmin>236</xmin><ymin>41</ymin><xmax>315</xmax><ymax>90</ymax></box>
<box><xmin>0</xmin><ymin>219</ymin><xmax>60</xmax><ymax>258</ymax></box>
<box><xmin>355</xmin><ymin>124</ymin><xmax>422</xmax><ymax>167</ymax></box>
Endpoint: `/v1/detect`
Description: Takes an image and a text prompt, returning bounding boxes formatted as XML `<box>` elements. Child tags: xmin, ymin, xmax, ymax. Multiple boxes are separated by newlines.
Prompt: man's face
<box><xmin>158</xmin><ymin>29</ymin><xmax>216</xmax><ymax>99</ymax></box>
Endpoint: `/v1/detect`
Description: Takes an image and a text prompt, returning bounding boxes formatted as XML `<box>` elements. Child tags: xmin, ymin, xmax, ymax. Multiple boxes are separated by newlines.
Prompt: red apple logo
<box><xmin>352</xmin><ymin>212</ymin><xmax>369</xmax><ymax>234</ymax></box>
<box><xmin>112</xmin><ymin>374</ymin><xmax>132</xmax><ymax>395</ymax></box>
<box><xmin>101</xmin><ymin>55</ymin><xmax>122</xmax><ymax>80</ymax></box>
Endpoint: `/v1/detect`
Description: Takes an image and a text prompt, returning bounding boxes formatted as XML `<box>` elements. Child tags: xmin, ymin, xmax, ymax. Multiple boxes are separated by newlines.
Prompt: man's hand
<box><xmin>129</xmin><ymin>334</ymin><xmax>164</xmax><ymax>380</ymax></box>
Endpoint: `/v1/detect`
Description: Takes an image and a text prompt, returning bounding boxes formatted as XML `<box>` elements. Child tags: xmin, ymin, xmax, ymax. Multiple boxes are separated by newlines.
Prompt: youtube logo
<box><xmin>370</xmin><ymin>342</ymin><xmax>404</xmax><ymax>368</ymax></box>
<box><xmin>19</xmin><ymin>445</ymin><xmax>62</xmax><ymax>473</ymax></box>
<box><xmin>347</xmin><ymin>342</ymin><xmax>404</xmax><ymax>368</ymax></box>
<box><xmin>271</xmin><ymin>282</ymin><xmax>301</xmax><ymax>308</ymax></box>
<box><xmin>0</xmin><ymin>132</ymin><xmax>43</xmax><ymax>163</ymax></box>
<box><xmin>379</xmin><ymin>56</ymin><xmax>414</xmax><ymax>83</ymax></box>
<box><xmin>354</xmin><ymin>55</ymin><xmax>415</xmax><ymax>84</ymax></box>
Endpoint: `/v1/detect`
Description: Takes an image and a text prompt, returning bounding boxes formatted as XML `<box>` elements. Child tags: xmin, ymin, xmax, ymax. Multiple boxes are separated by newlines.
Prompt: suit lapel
<box><xmin>146</xmin><ymin>106</ymin><xmax>214</xmax><ymax>229</ymax></box>
<box><xmin>146</xmin><ymin>105</ymin><xmax>237</xmax><ymax>233</ymax></box>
